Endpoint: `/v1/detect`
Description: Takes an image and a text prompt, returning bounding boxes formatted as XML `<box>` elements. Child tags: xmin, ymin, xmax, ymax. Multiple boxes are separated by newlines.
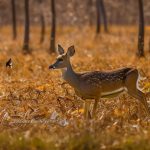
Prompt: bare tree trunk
<box><xmin>96</xmin><ymin>0</ymin><xmax>101</xmax><ymax>34</ymax></box>
<box><xmin>23</xmin><ymin>0</ymin><xmax>30</xmax><ymax>53</ymax></box>
<box><xmin>137</xmin><ymin>0</ymin><xmax>144</xmax><ymax>57</ymax></box>
<box><xmin>100</xmin><ymin>0</ymin><xmax>108</xmax><ymax>33</ymax></box>
<box><xmin>148</xmin><ymin>31</ymin><xmax>150</xmax><ymax>53</ymax></box>
<box><xmin>50</xmin><ymin>0</ymin><xmax>56</xmax><ymax>53</ymax></box>
<box><xmin>40</xmin><ymin>14</ymin><xmax>45</xmax><ymax>43</ymax></box>
<box><xmin>11</xmin><ymin>0</ymin><xmax>17</xmax><ymax>40</ymax></box>
<box><xmin>87</xmin><ymin>0</ymin><xmax>93</xmax><ymax>26</ymax></box>
<box><xmin>38</xmin><ymin>0</ymin><xmax>45</xmax><ymax>43</ymax></box>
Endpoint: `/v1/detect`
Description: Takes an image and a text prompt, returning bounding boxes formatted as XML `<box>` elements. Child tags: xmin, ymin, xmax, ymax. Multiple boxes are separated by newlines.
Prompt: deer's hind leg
<box><xmin>129</xmin><ymin>89</ymin><xmax>150</xmax><ymax>115</ymax></box>
<box><xmin>125</xmin><ymin>69</ymin><xmax>150</xmax><ymax>115</ymax></box>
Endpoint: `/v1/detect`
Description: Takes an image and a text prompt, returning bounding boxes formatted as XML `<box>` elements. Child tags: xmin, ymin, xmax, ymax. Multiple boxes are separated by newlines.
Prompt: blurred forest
<box><xmin>0</xmin><ymin>0</ymin><xmax>150</xmax><ymax>25</ymax></box>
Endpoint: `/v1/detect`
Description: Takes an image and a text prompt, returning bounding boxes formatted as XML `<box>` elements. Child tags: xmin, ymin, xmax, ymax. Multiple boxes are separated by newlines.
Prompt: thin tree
<box><xmin>23</xmin><ymin>0</ymin><xmax>30</xmax><ymax>53</ymax></box>
<box><xmin>87</xmin><ymin>0</ymin><xmax>93</xmax><ymax>26</ymax></box>
<box><xmin>38</xmin><ymin>0</ymin><xmax>45</xmax><ymax>43</ymax></box>
<box><xmin>11</xmin><ymin>0</ymin><xmax>17</xmax><ymax>40</ymax></box>
<box><xmin>99</xmin><ymin>0</ymin><xmax>108</xmax><ymax>33</ymax></box>
<box><xmin>96</xmin><ymin>0</ymin><xmax>101</xmax><ymax>34</ymax></box>
<box><xmin>137</xmin><ymin>0</ymin><xmax>144</xmax><ymax>57</ymax></box>
<box><xmin>50</xmin><ymin>0</ymin><xmax>56</xmax><ymax>53</ymax></box>
<box><xmin>40</xmin><ymin>14</ymin><xmax>45</xmax><ymax>43</ymax></box>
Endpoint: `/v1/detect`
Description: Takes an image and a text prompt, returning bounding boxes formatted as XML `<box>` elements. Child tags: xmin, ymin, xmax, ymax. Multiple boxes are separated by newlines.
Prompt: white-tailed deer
<box><xmin>49</xmin><ymin>45</ymin><xmax>150</xmax><ymax>118</ymax></box>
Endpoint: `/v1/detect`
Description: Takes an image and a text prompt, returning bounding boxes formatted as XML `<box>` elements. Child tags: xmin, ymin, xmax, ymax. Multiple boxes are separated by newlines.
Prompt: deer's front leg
<box><xmin>92</xmin><ymin>98</ymin><xmax>99</xmax><ymax>118</ymax></box>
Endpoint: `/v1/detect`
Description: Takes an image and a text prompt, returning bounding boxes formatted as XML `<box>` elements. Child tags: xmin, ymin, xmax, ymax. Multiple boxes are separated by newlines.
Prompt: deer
<box><xmin>49</xmin><ymin>44</ymin><xmax>150</xmax><ymax>119</ymax></box>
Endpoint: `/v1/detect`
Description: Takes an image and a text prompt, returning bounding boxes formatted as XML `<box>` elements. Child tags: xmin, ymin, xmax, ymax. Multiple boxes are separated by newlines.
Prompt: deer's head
<box><xmin>49</xmin><ymin>44</ymin><xmax>75</xmax><ymax>69</ymax></box>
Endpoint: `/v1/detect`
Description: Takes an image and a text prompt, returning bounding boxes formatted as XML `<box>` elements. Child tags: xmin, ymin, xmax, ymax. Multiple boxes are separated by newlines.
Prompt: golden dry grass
<box><xmin>0</xmin><ymin>25</ymin><xmax>150</xmax><ymax>149</ymax></box>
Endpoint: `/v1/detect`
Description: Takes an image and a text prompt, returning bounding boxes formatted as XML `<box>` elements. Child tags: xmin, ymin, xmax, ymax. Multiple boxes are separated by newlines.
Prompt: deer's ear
<box><xmin>67</xmin><ymin>45</ymin><xmax>75</xmax><ymax>57</ymax></box>
<box><xmin>57</xmin><ymin>44</ymin><xmax>64</xmax><ymax>55</ymax></box>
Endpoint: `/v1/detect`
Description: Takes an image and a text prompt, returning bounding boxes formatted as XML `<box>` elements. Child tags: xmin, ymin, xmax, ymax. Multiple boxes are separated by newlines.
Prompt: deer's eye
<box><xmin>58</xmin><ymin>58</ymin><xmax>63</xmax><ymax>62</ymax></box>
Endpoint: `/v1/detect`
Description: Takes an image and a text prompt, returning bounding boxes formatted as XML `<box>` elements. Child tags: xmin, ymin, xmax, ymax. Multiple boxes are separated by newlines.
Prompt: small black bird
<box><xmin>6</xmin><ymin>58</ymin><xmax>12</xmax><ymax>68</ymax></box>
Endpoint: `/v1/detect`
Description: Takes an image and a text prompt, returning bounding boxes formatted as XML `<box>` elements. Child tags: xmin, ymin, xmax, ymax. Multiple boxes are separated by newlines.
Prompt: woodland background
<box><xmin>1</xmin><ymin>0</ymin><xmax>150</xmax><ymax>25</ymax></box>
<box><xmin>0</xmin><ymin>0</ymin><xmax>150</xmax><ymax>150</ymax></box>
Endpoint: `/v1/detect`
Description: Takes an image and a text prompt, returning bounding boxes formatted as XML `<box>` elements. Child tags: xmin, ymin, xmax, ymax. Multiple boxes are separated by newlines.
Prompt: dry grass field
<box><xmin>1</xmin><ymin>26</ymin><xmax>150</xmax><ymax>149</ymax></box>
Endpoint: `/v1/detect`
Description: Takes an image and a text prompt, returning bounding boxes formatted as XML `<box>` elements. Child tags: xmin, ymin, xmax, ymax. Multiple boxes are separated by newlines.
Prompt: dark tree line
<box><xmin>10</xmin><ymin>0</ymin><xmax>146</xmax><ymax>57</ymax></box>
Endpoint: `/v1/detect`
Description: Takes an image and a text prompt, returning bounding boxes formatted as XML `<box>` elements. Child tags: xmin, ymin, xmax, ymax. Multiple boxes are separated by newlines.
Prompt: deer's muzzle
<box><xmin>49</xmin><ymin>65</ymin><xmax>56</xmax><ymax>69</ymax></box>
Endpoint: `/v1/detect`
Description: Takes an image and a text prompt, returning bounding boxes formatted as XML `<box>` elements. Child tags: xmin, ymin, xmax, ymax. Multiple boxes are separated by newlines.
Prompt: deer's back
<box><xmin>75</xmin><ymin>67</ymin><xmax>133</xmax><ymax>99</ymax></box>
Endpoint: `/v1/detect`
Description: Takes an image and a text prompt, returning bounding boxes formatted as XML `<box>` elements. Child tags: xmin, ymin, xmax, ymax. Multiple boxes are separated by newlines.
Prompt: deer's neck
<box><xmin>61</xmin><ymin>61</ymin><xmax>79</xmax><ymax>88</ymax></box>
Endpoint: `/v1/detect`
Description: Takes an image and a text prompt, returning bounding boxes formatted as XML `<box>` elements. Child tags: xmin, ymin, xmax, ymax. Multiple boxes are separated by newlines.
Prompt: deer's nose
<box><xmin>49</xmin><ymin>65</ymin><xmax>55</xmax><ymax>69</ymax></box>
